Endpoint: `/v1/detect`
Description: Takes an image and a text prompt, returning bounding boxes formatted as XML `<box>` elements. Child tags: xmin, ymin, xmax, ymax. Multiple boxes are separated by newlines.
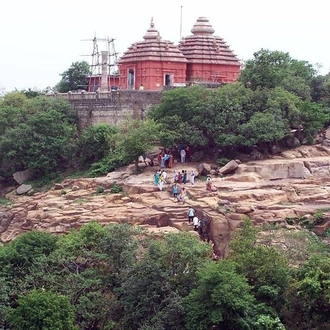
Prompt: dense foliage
<box><xmin>0</xmin><ymin>220</ymin><xmax>330</xmax><ymax>329</ymax></box>
<box><xmin>0</xmin><ymin>94</ymin><xmax>78</xmax><ymax>179</ymax></box>
<box><xmin>55</xmin><ymin>61</ymin><xmax>90</xmax><ymax>93</ymax></box>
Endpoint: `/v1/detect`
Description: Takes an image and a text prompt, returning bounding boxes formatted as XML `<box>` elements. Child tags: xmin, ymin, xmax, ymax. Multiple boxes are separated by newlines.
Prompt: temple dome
<box><xmin>179</xmin><ymin>17</ymin><xmax>240</xmax><ymax>66</ymax></box>
<box><xmin>191</xmin><ymin>16</ymin><xmax>215</xmax><ymax>36</ymax></box>
<box><xmin>119</xmin><ymin>19</ymin><xmax>187</xmax><ymax>63</ymax></box>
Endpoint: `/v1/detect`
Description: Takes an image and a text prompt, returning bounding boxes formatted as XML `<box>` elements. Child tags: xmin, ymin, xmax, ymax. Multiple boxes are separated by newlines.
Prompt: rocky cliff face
<box><xmin>2</xmin><ymin>145</ymin><xmax>330</xmax><ymax>257</ymax></box>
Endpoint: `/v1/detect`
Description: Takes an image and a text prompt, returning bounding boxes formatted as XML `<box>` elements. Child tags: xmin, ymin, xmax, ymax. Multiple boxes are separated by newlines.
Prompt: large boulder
<box><xmin>208</xmin><ymin>216</ymin><xmax>231</xmax><ymax>259</ymax></box>
<box><xmin>16</xmin><ymin>184</ymin><xmax>33</xmax><ymax>195</ymax></box>
<box><xmin>13</xmin><ymin>169</ymin><xmax>33</xmax><ymax>185</ymax></box>
<box><xmin>198</xmin><ymin>163</ymin><xmax>211</xmax><ymax>176</ymax></box>
<box><xmin>219</xmin><ymin>160</ymin><xmax>239</xmax><ymax>175</ymax></box>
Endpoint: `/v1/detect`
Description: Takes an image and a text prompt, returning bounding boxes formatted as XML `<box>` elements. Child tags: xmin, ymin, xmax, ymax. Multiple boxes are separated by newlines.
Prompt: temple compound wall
<box><xmin>53</xmin><ymin>90</ymin><xmax>162</xmax><ymax>130</ymax></box>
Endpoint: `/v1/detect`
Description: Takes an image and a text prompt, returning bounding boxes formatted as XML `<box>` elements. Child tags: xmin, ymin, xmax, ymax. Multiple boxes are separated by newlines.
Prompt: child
<box><xmin>172</xmin><ymin>183</ymin><xmax>179</xmax><ymax>200</ymax></box>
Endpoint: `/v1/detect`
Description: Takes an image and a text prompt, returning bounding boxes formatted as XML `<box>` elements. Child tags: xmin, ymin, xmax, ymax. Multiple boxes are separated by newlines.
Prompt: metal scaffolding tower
<box><xmin>81</xmin><ymin>35</ymin><xmax>119</xmax><ymax>77</ymax></box>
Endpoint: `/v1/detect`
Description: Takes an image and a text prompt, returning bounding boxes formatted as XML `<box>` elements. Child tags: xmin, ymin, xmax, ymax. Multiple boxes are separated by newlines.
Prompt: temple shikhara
<box><xmin>88</xmin><ymin>17</ymin><xmax>241</xmax><ymax>92</ymax></box>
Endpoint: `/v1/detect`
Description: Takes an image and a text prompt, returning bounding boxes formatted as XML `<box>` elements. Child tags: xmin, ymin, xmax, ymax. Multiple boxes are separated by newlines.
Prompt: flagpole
<box><xmin>180</xmin><ymin>6</ymin><xmax>183</xmax><ymax>40</ymax></box>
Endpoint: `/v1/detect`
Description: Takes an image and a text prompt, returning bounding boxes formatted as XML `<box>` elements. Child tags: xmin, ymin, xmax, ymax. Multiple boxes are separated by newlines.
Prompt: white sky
<box><xmin>1</xmin><ymin>0</ymin><xmax>329</xmax><ymax>92</ymax></box>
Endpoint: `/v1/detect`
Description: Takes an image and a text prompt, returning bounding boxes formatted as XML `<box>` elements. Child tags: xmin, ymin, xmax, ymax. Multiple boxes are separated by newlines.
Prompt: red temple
<box><xmin>118</xmin><ymin>18</ymin><xmax>187</xmax><ymax>91</ymax></box>
<box><xmin>88</xmin><ymin>17</ymin><xmax>241</xmax><ymax>92</ymax></box>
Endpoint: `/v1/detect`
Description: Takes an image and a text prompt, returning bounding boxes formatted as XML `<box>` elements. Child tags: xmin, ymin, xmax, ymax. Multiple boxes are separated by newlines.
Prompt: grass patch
<box><xmin>66</xmin><ymin>169</ymin><xmax>90</xmax><ymax>179</ymax></box>
<box><xmin>197</xmin><ymin>175</ymin><xmax>208</xmax><ymax>182</ymax></box>
<box><xmin>0</xmin><ymin>198</ymin><xmax>13</xmax><ymax>207</ymax></box>
<box><xmin>25</xmin><ymin>173</ymin><xmax>64</xmax><ymax>190</ymax></box>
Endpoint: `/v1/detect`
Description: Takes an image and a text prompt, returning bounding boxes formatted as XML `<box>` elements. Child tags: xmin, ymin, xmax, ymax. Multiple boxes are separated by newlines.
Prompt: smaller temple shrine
<box><xmin>118</xmin><ymin>19</ymin><xmax>187</xmax><ymax>91</ymax></box>
<box><xmin>179</xmin><ymin>17</ymin><xmax>240</xmax><ymax>84</ymax></box>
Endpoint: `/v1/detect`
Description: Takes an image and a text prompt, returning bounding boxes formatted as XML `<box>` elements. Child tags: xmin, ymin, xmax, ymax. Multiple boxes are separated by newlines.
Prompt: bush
<box><xmin>88</xmin><ymin>151</ymin><xmax>128</xmax><ymax>177</ymax></box>
<box><xmin>217</xmin><ymin>157</ymin><xmax>230</xmax><ymax>167</ymax></box>
<box><xmin>6</xmin><ymin>289</ymin><xmax>77</xmax><ymax>330</ymax></box>
<box><xmin>96</xmin><ymin>186</ymin><xmax>105</xmax><ymax>194</ymax></box>
<box><xmin>78</xmin><ymin>124</ymin><xmax>119</xmax><ymax>166</ymax></box>
<box><xmin>110</xmin><ymin>182</ymin><xmax>123</xmax><ymax>194</ymax></box>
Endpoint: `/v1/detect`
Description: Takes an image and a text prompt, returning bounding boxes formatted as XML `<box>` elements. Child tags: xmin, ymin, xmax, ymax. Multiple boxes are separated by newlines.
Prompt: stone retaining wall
<box><xmin>51</xmin><ymin>90</ymin><xmax>163</xmax><ymax>129</ymax></box>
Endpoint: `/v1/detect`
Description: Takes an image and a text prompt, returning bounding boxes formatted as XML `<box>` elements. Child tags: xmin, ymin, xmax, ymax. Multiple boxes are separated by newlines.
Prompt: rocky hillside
<box><xmin>2</xmin><ymin>144</ymin><xmax>330</xmax><ymax>257</ymax></box>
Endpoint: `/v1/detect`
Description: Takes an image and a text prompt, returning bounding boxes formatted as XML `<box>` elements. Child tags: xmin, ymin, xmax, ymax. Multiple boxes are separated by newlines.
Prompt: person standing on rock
<box><xmin>154</xmin><ymin>171</ymin><xmax>160</xmax><ymax>185</ymax></box>
<box><xmin>183</xmin><ymin>170</ymin><xmax>187</xmax><ymax>184</ymax></box>
<box><xmin>172</xmin><ymin>183</ymin><xmax>179</xmax><ymax>200</ymax></box>
<box><xmin>180</xmin><ymin>148</ymin><xmax>186</xmax><ymax>163</ymax></box>
<box><xmin>190</xmin><ymin>170</ymin><xmax>195</xmax><ymax>185</ymax></box>
<box><xmin>177</xmin><ymin>171</ymin><xmax>182</xmax><ymax>183</ymax></box>
<box><xmin>206</xmin><ymin>175</ymin><xmax>212</xmax><ymax>191</ymax></box>
<box><xmin>158</xmin><ymin>176</ymin><xmax>164</xmax><ymax>191</ymax></box>
<box><xmin>173</xmin><ymin>170</ymin><xmax>178</xmax><ymax>183</ymax></box>
<box><xmin>178</xmin><ymin>187</ymin><xmax>187</xmax><ymax>204</ymax></box>
<box><xmin>187</xmin><ymin>207</ymin><xmax>195</xmax><ymax>224</ymax></box>
<box><xmin>193</xmin><ymin>215</ymin><xmax>199</xmax><ymax>231</ymax></box>
<box><xmin>161</xmin><ymin>170</ymin><xmax>168</xmax><ymax>183</ymax></box>
<box><xmin>168</xmin><ymin>153</ymin><xmax>174</xmax><ymax>168</ymax></box>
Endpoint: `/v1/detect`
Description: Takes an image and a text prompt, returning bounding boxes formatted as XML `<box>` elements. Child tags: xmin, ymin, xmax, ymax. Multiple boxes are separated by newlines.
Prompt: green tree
<box><xmin>183</xmin><ymin>259</ymin><xmax>255</xmax><ymax>330</ymax></box>
<box><xmin>6</xmin><ymin>289</ymin><xmax>77</xmax><ymax>330</ymax></box>
<box><xmin>20</xmin><ymin>88</ymin><xmax>42</xmax><ymax>98</ymax></box>
<box><xmin>229</xmin><ymin>219</ymin><xmax>290</xmax><ymax>312</ymax></box>
<box><xmin>239</xmin><ymin>49</ymin><xmax>316</xmax><ymax>99</ymax></box>
<box><xmin>56</xmin><ymin>61</ymin><xmax>90</xmax><ymax>93</ymax></box>
<box><xmin>118</xmin><ymin>117</ymin><xmax>160</xmax><ymax>171</ymax></box>
<box><xmin>299</xmin><ymin>101</ymin><xmax>330</xmax><ymax>143</ymax></box>
<box><xmin>24</xmin><ymin>96</ymin><xmax>77</xmax><ymax>124</ymax></box>
<box><xmin>0</xmin><ymin>91</ymin><xmax>27</xmax><ymax>108</ymax></box>
<box><xmin>115</xmin><ymin>232</ymin><xmax>210</xmax><ymax>329</ymax></box>
<box><xmin>239</xmin><ymin>112</ymin><xmax>288</xmax><ymax>146</ymax></box>
<box><xmin>282</xmin><ymin>255</ymin><xmax>330</xmax><ymax>330</ymax></box>
<box><xmin>78</xmin><ymin>123</ymin><xmax>119</xmax><ymax>165</ymax></box>
<box><xmin>0</xmin><ymin>231</ymin><xmax>57</xmax><ymax>279</ymax></box>
<box><xmin>0</xmin><ymin>109</ymin><xmax>77</xmax><ymax>177</ymax></box>
<box><xmin>148</xmin><ymin>84</ymin><xmax>253</xmax><ymax>150</ymax></box>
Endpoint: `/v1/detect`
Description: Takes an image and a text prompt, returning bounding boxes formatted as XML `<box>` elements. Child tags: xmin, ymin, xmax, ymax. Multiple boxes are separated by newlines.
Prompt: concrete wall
<box><xmin>52</xmin><ymin>90</ymin><xmax>162</xmax><ymax>130</ymax></box>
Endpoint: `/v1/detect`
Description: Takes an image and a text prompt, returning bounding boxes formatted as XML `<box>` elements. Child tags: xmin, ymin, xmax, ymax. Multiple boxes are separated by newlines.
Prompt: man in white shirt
<box><xmin>193</xmin><ymin>216</ymin><xmax>199</xmax><ymax>231</ymax></box>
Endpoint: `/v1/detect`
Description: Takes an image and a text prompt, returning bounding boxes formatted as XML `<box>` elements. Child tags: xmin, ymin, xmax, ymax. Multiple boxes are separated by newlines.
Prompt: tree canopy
<box><xmin>55</xmin><ymin>61</ymin><xmax>90</xmax><ymax>93</ymax></box>
<box><xmin>239</xmin><ymin>49</ymin><xmax>316</xmax><ymax>100</ymax></box>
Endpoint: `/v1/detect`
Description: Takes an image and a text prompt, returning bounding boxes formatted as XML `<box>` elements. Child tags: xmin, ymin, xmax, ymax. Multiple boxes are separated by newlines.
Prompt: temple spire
<box><xmin>143</xmin><ymin>17</ymin><xmax>161</xmax><ymax>40</ymax></box>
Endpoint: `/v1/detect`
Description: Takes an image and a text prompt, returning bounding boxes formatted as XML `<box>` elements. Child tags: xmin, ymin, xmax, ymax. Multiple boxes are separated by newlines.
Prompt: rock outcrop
<box><xmin>2</xmin><ymin>145</ymin><xmax>330</xmax><ymax>258</ymax></box>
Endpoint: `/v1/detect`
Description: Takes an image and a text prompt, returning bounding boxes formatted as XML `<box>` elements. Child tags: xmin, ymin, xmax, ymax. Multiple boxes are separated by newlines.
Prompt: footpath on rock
<box><xmin>1</xmin><ymin>144</ymin><xmax>330</xmax><ymax>257</ymax></box>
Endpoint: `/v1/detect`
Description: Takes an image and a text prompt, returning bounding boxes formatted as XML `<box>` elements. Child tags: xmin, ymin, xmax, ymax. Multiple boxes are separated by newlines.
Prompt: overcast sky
<box><xmin>1</xmin><ymin>0</ymin><xmax>329</xmax><ymax>92</ymax></box>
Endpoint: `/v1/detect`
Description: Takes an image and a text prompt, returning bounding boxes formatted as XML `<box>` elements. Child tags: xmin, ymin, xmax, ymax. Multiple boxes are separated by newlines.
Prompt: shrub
<box><xmin>217</xmin><ymin>157</ymin><xmax>230</xmax><ymax>167</ymax></box>
<box><xmin>110</xmin><ymin>182</ymin><xmax>123</xmax><ymax>194</ymax></box>
<box><xmin>96</xmin><ymin>186</ymin><xmax>105</xmax><ymax>194</ymax></box>
<box><xmin>6</xmin><ymin>289</ymin><xmax>77</xmax><ymax>330</ymax></box>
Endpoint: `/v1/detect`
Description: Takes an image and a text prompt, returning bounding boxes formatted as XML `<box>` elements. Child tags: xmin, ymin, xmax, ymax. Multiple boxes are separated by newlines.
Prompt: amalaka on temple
<box><xmin>88</xmin><ymin>17</ymin><xmax>241</xmax><ymax>92</ymax></box>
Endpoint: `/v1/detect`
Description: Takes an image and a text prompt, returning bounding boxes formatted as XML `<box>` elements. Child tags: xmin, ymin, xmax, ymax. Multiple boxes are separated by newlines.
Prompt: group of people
<box><xmin>173</xmin><ymin>170</ymin><xmax>195</xmax><ymax>185</ymax></box>
<box><xmin>187</xmin><ymin>207</ymin><xmax>210</xmax><ymax>241</ymax></box>
<box><xmin>172</xmin><ymin>184</ymin><xmax>187</xmax><ymax>204</ymax></box>
<box><xmin>153</xmin><ymin>169</ymin><xmax>168</xmax><ymax>191</ymax></box>
<box><xmin>156</xmin><ymin>145</ymin><xmax>192</xmax><ymax>168</ymax></box>
<box><xmin>157</xmin><ymin>149</ymin><xmax>175</xmax><ymax>169</ymax></box>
